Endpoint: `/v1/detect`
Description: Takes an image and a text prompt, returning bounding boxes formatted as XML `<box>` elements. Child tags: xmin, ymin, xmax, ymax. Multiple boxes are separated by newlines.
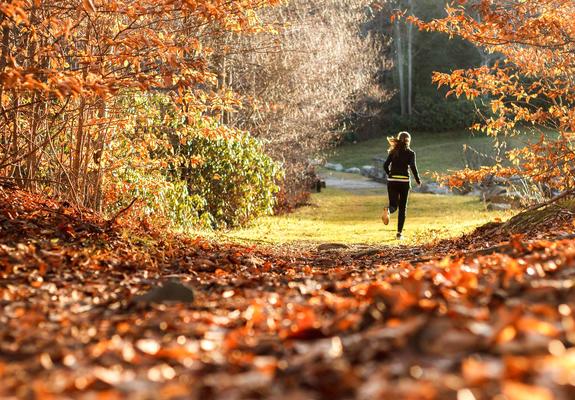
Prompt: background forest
<box><xmin>0</xmin><ymin>0</ymin><xmax>381</xmax><ymax>229</ymax></box>
<box><xmin>0</xmin><ymin>0</ymin><xmax>568</xmax><ymax>231</ymax></box>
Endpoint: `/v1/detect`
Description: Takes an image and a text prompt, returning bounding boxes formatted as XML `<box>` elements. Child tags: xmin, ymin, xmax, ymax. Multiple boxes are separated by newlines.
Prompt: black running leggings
<box><xmin>387</xmin><ymin>181</ymin><xmax>410</xmax><ymax>233</ymax></box>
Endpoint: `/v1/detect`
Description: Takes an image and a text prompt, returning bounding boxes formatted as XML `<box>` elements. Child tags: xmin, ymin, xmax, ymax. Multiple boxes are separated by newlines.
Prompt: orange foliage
<box><xmin>405</xmin><ymin>1</ymin><xmax>575</xmax><ymax>192</ymax></box>
<box><xmin>0</xmin><ymin>0</ymin><xmax>279</xmax><ymax>209</ymax></box>
<box><xmin>1</xmin><ymin>0</ymin><xmax>279</xmax><ymax>98</ymax></box>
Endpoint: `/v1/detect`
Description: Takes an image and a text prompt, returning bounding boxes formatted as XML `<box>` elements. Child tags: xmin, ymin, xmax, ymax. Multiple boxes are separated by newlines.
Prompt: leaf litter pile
<box><xmin>2</xmin><ymin>185</ymin><xmax>575</xmax><ymax>399</ymax></box>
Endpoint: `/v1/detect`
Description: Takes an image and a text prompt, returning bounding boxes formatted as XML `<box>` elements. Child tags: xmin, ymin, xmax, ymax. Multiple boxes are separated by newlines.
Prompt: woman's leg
<box><xmin>382</xmin><ymin>182</ymin><xmax>399</xmax><ymax>225</ymax></box>
<box><xmin>387</xmin><ymin>182</ymin><xmax>400</xmax><ymax>214</ymax></box>
<box><xmin>397</xmin><ymin>184</ymin><xmax>410</xmax><ymax>233</ymax></box>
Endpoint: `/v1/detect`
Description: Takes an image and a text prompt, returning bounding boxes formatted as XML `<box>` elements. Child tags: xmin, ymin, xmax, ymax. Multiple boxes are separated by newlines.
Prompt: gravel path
<box><xmin>321</xmin><ymin>174</ymin><xmax>385</xmax><ymax>190</ymax></box>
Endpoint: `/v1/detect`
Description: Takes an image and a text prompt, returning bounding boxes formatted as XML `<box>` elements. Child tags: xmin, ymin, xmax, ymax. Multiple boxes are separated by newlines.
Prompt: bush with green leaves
<box><xmin>108</xmin><ymin>92</ymin><xmax>283</xmax><ymax>230</ymax></box>
<box><xmin>177</xmin><ymin>132</ymin><xmax>282</xmax><ymax>229</ymax></box>
<box><xmin>108</xmin><ymin>165</ymin><xmax>210</xmax><ymax>232</ymax></box>
<box><xmin>389</xmin><ymin>97</ymin><xmax>483</xmax><ymax>133</ymax></box>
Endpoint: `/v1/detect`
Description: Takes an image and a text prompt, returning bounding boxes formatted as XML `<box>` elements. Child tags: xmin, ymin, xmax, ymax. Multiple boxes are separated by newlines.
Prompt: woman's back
<box><xmin>384</xmin><ymin>148</ymin><xmax>419</xmax><ymax>184</ymax></box>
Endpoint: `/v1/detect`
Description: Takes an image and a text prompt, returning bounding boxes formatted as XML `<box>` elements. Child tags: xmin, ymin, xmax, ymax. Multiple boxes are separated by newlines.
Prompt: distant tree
<box><xmin>220</xmin><ymin>0</ymin><xmax>387</xmax><ymax>206</ymax></box>
<box><xmin>368</xmin><ymin>0</ymin><xmax>486</xmax><ymax>132</ymax></box>
<box><xmin>389</xmin><ymin>0</ymin><xmax>414</xmax><ymax>116</ymax></box>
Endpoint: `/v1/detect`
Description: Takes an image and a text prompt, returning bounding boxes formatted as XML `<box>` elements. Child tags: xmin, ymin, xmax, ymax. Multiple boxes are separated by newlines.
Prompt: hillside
<box><xmin>327</xmin><ymin>130</ymin><xmax>535</xmax><ymax>174</ymax></box>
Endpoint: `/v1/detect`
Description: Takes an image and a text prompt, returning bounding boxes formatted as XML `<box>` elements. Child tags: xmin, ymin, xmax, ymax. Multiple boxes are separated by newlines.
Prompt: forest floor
<box><xmin>2</xmin><ymin>183</ymin><xmax>575</xmax><ymax>399</ymax></box>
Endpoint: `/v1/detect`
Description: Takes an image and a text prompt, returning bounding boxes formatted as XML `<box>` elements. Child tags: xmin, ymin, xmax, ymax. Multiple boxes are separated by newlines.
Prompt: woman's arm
<box><xmin>384</xmin><ymin>154</ymin><xmax>392</xmax><ymax>176</ymax></box>
<box><xmin>410</xmin><ymin>152</ymin><xmax>421</xmax><ymax>184</ymax></box>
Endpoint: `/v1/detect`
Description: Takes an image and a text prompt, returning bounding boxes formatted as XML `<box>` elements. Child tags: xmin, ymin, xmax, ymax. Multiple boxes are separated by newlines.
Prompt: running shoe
<box><xmin>396</xmin><ymin>232</ymin><xmax>403</xmax><ymax>240</ymax></box>
<box><xmin>381</xmin><ymin>208</ymin><xmax>389</xmax><ymax>225</ymax></box>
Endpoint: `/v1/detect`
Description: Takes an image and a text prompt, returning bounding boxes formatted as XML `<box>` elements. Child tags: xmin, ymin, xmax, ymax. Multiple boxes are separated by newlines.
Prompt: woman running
<box><xmin>381</xmin><ymin>131</ymin><xmax>421</xmax><ymax>240</ymax></box>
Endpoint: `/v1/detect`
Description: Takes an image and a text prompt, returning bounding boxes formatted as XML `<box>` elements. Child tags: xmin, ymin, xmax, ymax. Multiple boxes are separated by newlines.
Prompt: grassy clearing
<box><xmin>326</xmin><ymin>130</ymin><xmax>535</xmax><ymax>175</ymax></box>
<box><xmin>219</xmin><ymin>130</ymin><xmax>533</xmax><ymax>247</ymax></box>
<box><xmin>221</xmin><ymin>187</ymin><xmax>511</xmax><ymax>246</ymax></box>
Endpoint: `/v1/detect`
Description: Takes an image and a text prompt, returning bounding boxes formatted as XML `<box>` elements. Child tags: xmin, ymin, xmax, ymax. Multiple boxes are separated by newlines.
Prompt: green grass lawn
<box><xmin>326</xmin><ymin>130</ymin><xmax>535</xmax><ymax>175</ymax></box>
<box><xmin>222</xmin><ymin>187</ymin><xmax>511</xmax><ymax>246</ymax></box>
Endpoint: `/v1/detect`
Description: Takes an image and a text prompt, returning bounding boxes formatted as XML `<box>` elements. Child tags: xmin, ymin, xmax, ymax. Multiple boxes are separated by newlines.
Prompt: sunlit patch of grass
<box><xmin>221</xmin><ymin>187</ymin><xmax>512</xmax><ymax>246</ymax></box>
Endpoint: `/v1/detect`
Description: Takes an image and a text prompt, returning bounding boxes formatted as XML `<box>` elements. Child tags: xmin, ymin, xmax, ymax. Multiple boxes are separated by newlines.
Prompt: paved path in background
<box><xmin>321</xmin><ymin>173</ymin><xmax>385</xmax><ymax>190</ymax></box>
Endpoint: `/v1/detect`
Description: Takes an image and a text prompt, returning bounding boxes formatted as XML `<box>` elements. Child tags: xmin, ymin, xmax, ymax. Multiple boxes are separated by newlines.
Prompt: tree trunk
<box><xmin>218</xmin><ymin>34</ymin><xmax>230</xmax><ymax>125</ymax></box>
<box><xmin>10</xmin><ymin>91</ymin><xmax>19</xmax><ymax>182</ymax></box>
<box><xmin>72</xmin><ymin>96</ymin><xmax>86</xmax><ymax>191</ymax></box>
<box><xmin>93</xmin><ymin>99</ymin><xmax>108</xmax><ymax>212</ymax></box>
<box><xmin>394</xmin><ymin>18</ymin><xmax>406</xmax><ymax>116</ymax></box>
<box><xmin>27</xmin><ymin>92</ymin><xmax>41</xmax><ymax>190</ymax></box>
<box><xmin>407</xmin><ymin>0</ymin><xmax>414</xmax><ymax>116</ymax></box>
<box><xmin>25</xmin><ymin>5</ymin><xmax>39</xmax><ymax>190</ymax></box>
<box><xmin>72</xmin><ymin>27</ymin><xmax>90</xmax><ymax>202</ymax></box>
<box><xmin>0</xmin><ymin>24</ymin><xmax>11</xmax><ymax>171</ymax></box>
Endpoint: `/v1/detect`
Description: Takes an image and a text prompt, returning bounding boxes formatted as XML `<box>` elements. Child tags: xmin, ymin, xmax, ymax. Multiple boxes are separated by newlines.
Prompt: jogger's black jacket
<box><xmin>384</xmin><ymin>147</ymin><xmax>420</xmax><ymax>233</ymax></box>
<box><xmin>383</xmin><ymin>148</ymin><xmax>421</xmax><ymax>186</ymax></box>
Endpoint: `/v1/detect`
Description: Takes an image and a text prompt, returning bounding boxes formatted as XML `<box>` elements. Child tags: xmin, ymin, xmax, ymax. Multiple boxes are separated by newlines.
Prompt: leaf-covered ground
<box><xmin>2</xmin><ymin>184</ymin><xmax>575</xmax><ymax>399</ymax></box>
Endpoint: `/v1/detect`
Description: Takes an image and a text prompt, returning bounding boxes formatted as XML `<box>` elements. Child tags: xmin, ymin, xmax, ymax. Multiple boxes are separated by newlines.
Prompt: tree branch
<box><xmin>106</xmin><ymin>198</ymin><xmax>137</xmax><ymax>228</ymax></box>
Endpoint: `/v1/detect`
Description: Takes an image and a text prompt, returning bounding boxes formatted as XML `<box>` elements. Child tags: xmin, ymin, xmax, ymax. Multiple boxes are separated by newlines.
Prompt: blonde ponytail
<box><xmin>388</xmin><ymin>131</ymin><xmax>411</xmax><ymax>155</ymax></box>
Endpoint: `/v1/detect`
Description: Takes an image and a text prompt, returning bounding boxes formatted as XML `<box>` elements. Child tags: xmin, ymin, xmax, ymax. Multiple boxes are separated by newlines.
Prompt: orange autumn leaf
<box><xmin>502</xmin><ymin>381</ymin><xmax>553</xmax><ymax>400</ymax></box>
<box><xmin>81</xmin><ymin>0</ymin><xmax>96</xmax><ymax>13</ymax></box>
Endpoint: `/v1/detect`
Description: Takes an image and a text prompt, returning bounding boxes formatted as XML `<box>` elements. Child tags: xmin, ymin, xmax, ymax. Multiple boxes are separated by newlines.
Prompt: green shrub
<box><xmin>108</xmin><ymin>92</ymin><xmax>282</xmax><ymax>230</ymax></box>
<box><xmin>109</xmin><ymin>166</ymin><xmax>210</xmax><ymax>232</ymax></box>
<box><xmin>389</xmin><ymin>97</ymin><xmax>483</xmax><ymax>132</ymax></box>
<box><xmin>178</xmin><ymin>132</ymin><xmax>282</xmax><ymax>229</ymax></box>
